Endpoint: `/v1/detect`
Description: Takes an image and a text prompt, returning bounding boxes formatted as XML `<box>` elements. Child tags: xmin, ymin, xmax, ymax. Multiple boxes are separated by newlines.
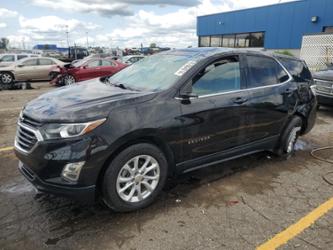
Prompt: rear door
<box><xmin>15</xmin><ymin>58</ymin><xmax>39</xmax><ymax>81</ymax></box>
<box><xmin>243</xmin><ymin>54</ymin><xmax>294</xmax><ymax>142</ymax></box>
<box><xmin>179</xmin><ymin>54</ymin><xmax>250</xmax><ymax>163</ymax></box>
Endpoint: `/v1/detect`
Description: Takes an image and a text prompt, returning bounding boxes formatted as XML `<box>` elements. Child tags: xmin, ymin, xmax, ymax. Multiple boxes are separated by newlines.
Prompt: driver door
<box><xmin>78</xmin><ymin>59</ymin><xmax>102</xmax><ymax>81</ymax></box>
<box><xmin>178</xmin><ymin>54</ymin><xmax>250</xmax><ymax>165</ymax></box>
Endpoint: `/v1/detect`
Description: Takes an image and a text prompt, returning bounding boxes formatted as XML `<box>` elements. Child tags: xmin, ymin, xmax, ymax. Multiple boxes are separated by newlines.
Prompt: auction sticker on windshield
<box><xmin>174</xmin><ymin>60</ymin><xmax>197</xmax><ymax>76</ymax></box>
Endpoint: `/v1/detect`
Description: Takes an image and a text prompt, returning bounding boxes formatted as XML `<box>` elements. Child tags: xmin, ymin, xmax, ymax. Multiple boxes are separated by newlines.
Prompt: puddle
<box><xmin>295</xmin><ymin>139</ymin><xmax>317</xmax><ymax>151</ymax></box>
<box><xmin>0</xmin><ymin>178</ymin><xmax>35</xmax><ymax>194</ymax></box>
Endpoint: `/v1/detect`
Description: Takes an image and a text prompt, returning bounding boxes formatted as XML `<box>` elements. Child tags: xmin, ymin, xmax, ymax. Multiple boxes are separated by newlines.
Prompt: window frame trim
<box><xmin>178</xmin><ymin>55</ymin><xmax>292</xmax><ymax>100</ymax></box>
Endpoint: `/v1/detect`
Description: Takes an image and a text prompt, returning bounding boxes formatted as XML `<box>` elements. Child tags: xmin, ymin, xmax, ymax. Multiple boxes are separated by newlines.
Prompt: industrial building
<box><xmin>197</xmin><ymin>0</ymin><xmax>333</xmax><ymax>56</ymax></box>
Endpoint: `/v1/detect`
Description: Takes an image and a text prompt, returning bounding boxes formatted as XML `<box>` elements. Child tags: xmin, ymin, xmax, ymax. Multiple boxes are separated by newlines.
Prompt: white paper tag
<box><xmin>174</xmin><ymin>60</ymin><xmax>197</xmax><ymax>76</ymax></box>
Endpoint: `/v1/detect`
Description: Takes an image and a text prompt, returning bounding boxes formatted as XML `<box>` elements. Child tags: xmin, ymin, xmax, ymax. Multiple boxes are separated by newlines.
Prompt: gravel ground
<box><xmin>0</xmin><ymin>83</ymin><xmax>332</xmax><ymax>250</ymax></box>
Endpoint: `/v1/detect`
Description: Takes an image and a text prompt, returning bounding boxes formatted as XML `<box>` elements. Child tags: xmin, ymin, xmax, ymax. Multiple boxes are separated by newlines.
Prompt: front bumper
<box><xmin>14</xmin><ymin>125</ymin><xmax>112</xmax><ymax>202</ymax></box>
<box><xmin>19</xmin><ymin>162</ymin><xmax>96</xmax><ymax>203</ymax></box>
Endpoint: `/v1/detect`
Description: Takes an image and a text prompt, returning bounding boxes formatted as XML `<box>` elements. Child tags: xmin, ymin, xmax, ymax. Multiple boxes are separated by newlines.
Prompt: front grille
<box><xmin>16</xmin><ymin>126</ymin><xmax>38</xmax><ymax>152</ymax></box>
<box><xmin>315</xmin><ymin>79</ymin><xmax>333</xmax><ymax>95</ymax></box>
<box><xmin>15</xmin><ymin>114</ymin><xmax>43</xmax><ymax>153</ymax></box>
<box><xmin>21</xmin><ymin>114</ymin><xmax>43</xmax><ymax>127</ymax></box>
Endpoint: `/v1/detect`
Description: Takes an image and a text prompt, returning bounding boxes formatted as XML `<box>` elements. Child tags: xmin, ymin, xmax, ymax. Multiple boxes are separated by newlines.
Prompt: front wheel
<box><xmin>1</xmin><ymin>72</ymin><xmax>14</xmax><ymax>84</ymax></box>
<box><xmin>102</xmin><ymin>143</ymin><xmax>168</xmax><ymax>212</ymax></box>
<box><xmin>64</xmin><ymin>74</ymin><xmax>76</xmax><ymax>85</ymax></box>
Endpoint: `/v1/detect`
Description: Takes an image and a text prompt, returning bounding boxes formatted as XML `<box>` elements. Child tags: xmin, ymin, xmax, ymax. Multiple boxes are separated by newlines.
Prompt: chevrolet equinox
<box><xmin>15</xmin><ymin>48</ymin><xmax>317</xmax><ymax>212</ymax></box>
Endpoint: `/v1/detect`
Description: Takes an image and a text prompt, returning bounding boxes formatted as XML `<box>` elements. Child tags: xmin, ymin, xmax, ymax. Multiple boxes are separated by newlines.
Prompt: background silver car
<box><xmin>0</xmin><ymin>57</ymin><xmax>65</xmax><ymax>84</ymax></box>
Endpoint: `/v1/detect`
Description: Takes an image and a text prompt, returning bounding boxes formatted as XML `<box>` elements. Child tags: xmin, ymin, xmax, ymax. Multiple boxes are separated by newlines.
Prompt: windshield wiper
<box><xmin>107</xmin><ymin>80</ymin><xmax>139</xmax><ymax>91</ymax></box>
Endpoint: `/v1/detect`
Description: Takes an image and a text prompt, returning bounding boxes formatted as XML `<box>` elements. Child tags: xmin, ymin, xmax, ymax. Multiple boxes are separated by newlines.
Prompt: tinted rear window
<box><xmin>278</xmin><ymin>58</ymin><xmax>312</xmax><ymax>82</ymax></box>
<box><xmin>247</xmin><ymin>55</ymin><xmax>289</xmax><ymax>88</ymax></box>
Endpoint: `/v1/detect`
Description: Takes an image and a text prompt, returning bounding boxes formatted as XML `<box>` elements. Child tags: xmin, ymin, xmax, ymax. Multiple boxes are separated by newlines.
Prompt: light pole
<box><xmin>65</xmin><ymin>25</ymin><xmax>70</xmax><ymax>48</ymax></box>
<box><xmin>86</xmin><ymin>31</ymin><xmax>89</xmax><ymax>49</ymax></box>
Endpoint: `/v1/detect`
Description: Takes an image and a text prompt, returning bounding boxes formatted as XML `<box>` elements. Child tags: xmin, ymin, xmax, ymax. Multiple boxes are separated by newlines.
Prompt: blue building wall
<box><xmin>197</xmin><ymin>0</ymin><xmax>333</xmax><ymax>49</ymax></box>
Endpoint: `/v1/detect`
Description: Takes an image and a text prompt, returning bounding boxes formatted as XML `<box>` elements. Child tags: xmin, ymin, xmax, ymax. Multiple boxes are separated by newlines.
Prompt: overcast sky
<box><xmin>0</xmin><ymin>0</ymin><xmax>295</xmax><ymax>49</ymax></box>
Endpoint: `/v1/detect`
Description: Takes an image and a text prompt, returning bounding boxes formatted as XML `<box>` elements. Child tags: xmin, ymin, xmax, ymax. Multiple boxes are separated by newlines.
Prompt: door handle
<box><xmin>232</xmin><ymin>97</ymin><xmax>248</xmax><ymax>104</ymax></box>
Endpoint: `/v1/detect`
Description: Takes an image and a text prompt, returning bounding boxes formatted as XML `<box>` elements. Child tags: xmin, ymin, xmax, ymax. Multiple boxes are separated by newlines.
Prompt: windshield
<box><xmin>72</xmin><ymin>59</ymin><xmax>88</xmax><ymax>67</ymax></box>
<box><xmin>107</xmin><ymin>53</ymin><xmax>200</xmax><ymax>92</ymax></box>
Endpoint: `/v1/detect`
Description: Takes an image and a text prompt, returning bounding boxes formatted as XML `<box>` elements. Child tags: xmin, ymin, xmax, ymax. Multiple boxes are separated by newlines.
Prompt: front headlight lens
<box><xmin>42</xmin><ymin>118</ymin><xmax>106</xmax><ymax>139</ymax></box>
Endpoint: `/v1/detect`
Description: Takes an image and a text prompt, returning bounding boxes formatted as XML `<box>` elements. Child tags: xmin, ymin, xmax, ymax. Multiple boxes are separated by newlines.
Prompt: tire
<box><xmin>276</xmin><ymin>116</ymin><xmax>303</xmax><ymax>159</ymax></box>
<box><xmin>64</xmin><ymin>74</ymin><xmax>76</xmax><ymax>85</ymax></box>
<box><xmin>1</xmin><ymin>72</ymin><xmax>14</xmax><ymax>84</ymax></box>
<box><xmin>102</xmin><ymin>143</ymin><xmax>168</xmax><ymax>212</ymax></box>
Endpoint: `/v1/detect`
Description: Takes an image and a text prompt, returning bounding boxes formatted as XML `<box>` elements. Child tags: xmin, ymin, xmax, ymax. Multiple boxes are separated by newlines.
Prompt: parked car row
<box><xmin>0</xmin><ymin>53</ymin><xmax>146</xmax><ymax>86</ymax></box>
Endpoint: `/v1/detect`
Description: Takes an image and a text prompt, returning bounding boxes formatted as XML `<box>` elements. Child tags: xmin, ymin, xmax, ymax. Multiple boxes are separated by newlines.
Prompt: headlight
<box><xmin>310</xmin><ymin>85</ymin><xmax>316</xmax><ymax>95</ymax></box>
<box><xmin>42</xmin><ymin>118</ymin><xmax>106</xmax><ymax>139</ymax></box>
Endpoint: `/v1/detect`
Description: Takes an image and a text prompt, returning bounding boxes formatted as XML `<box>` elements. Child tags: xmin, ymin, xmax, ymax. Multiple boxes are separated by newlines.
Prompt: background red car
<box><xmin>50</xmin><ymin>58</ymin><xmax>127</xmax><ymax>86</ymax></box>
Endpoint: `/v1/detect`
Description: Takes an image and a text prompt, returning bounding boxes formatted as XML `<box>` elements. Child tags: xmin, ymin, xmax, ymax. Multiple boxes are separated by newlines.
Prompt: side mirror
<box><xmin>178</xmin><ymin>92</ymin><xmax>198</xmax><ymax>100</ymax></box>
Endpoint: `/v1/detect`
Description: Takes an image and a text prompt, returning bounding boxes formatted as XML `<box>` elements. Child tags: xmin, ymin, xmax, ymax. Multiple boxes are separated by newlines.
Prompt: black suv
<box><xmin>15</xmin><ymin>48</ymin><xmax>317</xmax><ymax>212</ymax></box>
<box><xmin>313</xmin><ymin>64</ymin><xmax>333</xmax><ymax>107</ymax></box>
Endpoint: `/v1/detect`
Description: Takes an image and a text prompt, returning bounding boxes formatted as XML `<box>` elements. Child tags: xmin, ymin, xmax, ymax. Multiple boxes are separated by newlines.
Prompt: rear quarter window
<box><xmin>278</xmin><ymin>58</ymin><xmax>312</xmax><ymax>82</ymax></box>
<box><xmin>246</xmin><ymin>55</ymin><xmax>289</xmax><ymax>88</ymax></box>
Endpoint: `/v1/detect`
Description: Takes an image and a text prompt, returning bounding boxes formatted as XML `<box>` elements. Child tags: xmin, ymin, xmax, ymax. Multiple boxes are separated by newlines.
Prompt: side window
<box><xmin>87</xmin><ymin>60</ymin><xmax>100</xmax><ymax>68</ymax></box>
<box><xmin>192</xmin><ymin>57</ymin><xmax>241</xmax><ymax>96</ymax></box>
<box><xmin>278</xmin><ymin>58</ymin><xmax>312</xmax><ymax>82</ymax></box>
<box><xmin>0</xmin><ymin>55</ymin><xmax>15</xmax><ymax>62</ymax></box>
<box><xmin>247</xmin><ymin>55</ymin><xmax>289</xmax><ymax>88</ymax></box>
<box><xmin>101</xmin><ymin>60</ymin><xmax>114</xmax><ymax>66</ymax></box>
<box><xmin>17</xmin><ymin>55</ymin><xmax>28</xmax><ymax>60</ymax></box>
<box><xmin>39</xmin><ymin>59</ymin><xmax>54</xmax><ymax>65</ymax></box>
<box><xmin>22</xmin><ymin>59</ymin><xmax>38</xmax><ymax>66</ymax></box>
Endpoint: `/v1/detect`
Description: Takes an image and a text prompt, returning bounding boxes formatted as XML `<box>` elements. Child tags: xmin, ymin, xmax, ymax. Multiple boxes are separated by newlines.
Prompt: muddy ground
<box><xmin>0</xmin><ymin>83</ymin><xmax>332</xmax><ymax>250</ymax></box>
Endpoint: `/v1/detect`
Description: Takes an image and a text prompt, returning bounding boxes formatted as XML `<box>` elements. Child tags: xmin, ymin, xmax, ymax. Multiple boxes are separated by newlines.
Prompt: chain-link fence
<box><xmin>300</xmin><ymin>33</ymin><xmax>333</xmax><ymax>72</ymax></box>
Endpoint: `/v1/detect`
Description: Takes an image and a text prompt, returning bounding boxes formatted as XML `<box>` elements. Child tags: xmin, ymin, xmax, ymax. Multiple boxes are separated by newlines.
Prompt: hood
<box><xmin>313</xmin><ymin>70</ymin><xmax>333</xmax><ymax>82</ymax></box>
<box><xmin>23</xmin><ymin>79</ymin><xmax>157</xmax><ymax>122</ymax></box>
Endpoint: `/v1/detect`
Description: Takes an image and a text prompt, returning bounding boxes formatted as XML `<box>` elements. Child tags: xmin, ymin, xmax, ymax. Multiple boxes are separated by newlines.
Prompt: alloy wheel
<box><xmin>116</xmin><ymin>155</ymin><xmax>160</xmax><ymax>203</ymax></box>
<box><xmin>65</xmin><ymin>75</ymin><xmax>75</xmax><ymax>85</ymax></box>
<box><xmin>287</xmin><ymin>126</ymin><xmax>301</xmax><ymax>153</ymax></box>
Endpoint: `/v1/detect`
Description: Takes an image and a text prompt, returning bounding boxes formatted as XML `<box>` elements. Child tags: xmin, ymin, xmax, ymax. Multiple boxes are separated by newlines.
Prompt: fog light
<box><xmin>61</xmin><ymin>161</ymin><xmax>85</xmax><ymax>182</ymax></box>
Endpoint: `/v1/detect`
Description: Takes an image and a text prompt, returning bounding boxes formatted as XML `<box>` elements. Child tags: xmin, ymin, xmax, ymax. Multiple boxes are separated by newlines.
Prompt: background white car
<box><xmin>0</xmin><ymin>54</ymin><xmax>40</xmax><ymax>67</ymax></box>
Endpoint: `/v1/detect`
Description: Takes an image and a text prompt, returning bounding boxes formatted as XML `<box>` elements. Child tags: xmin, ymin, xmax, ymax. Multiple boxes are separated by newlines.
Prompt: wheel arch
<box><xmin>95</xmin><ymin>131</ymin><xmax>176</xmax><ymax>197</ymax></box>
<box><xmin>0</xmin><ymin>71</ymin><xmax>15</xmax><ymax>81</ymax></box>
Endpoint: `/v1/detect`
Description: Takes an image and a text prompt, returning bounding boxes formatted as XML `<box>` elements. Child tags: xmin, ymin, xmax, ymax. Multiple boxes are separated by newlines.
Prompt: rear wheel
<box><xmin>102</xmin><ymin>143</ymin><xmax>168</xmax><ymax>212</ymax></box>
<box><xmin>277</xmin><ymin>116</ymin><xmax>302</xmax><ymax>159</ymax></box>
